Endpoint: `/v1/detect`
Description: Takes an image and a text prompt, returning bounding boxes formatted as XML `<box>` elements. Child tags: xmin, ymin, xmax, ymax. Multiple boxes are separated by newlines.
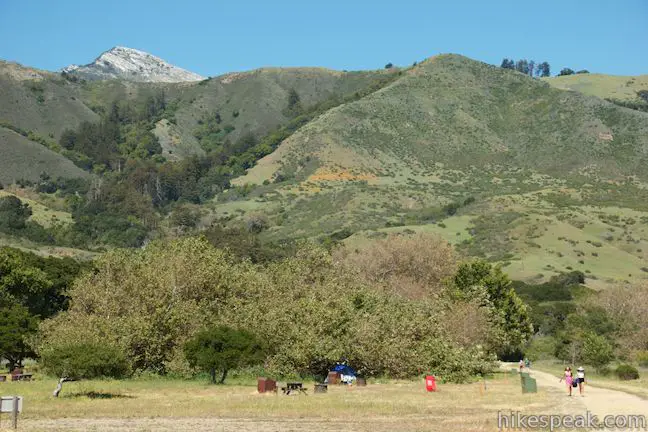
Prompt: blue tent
<box><xmin>331</xmin><ymin>363</ymin><xmax>357</xmax><ymax>377</ymax></box>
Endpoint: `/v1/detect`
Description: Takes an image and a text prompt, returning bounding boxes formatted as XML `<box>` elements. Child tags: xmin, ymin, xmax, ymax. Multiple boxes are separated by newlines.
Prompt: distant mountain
<box><xmin>61</xmin><ymin>46</ymin><xmax>205</xmax><ymax>83</ymax></box>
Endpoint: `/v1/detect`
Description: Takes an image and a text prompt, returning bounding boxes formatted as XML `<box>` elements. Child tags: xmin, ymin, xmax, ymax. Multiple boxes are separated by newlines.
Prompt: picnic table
<box><xmin>281</xmin><ymin>382</ymin><xmax>308</xmax><ymax>395</ymax></box>
<box><xmin>10</xmin><ymin>374</ymin><xmax>32</xmax><ymax>382</ymax></box>
<box><xmin>0</xmin><ymin>373</ymin><xmax>31</xmax><ymax>382</ymax></box>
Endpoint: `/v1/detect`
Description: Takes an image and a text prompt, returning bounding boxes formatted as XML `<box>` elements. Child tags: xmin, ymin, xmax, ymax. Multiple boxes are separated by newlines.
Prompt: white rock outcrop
<box><xmin>62</xmin><ymin>46</ymin><xmax>205</xmax><ymax>83</ymax></box>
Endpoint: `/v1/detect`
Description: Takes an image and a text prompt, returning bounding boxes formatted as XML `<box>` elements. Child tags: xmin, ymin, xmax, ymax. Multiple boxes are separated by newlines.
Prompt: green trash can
<box><xmin>520</xmin><ymin>372</ymin><xmax>530</xmax><ymax>379</ymax></box>
<box><xmin>521</xmin><ymin>376</ymin><xmax>537</xmax><ymax>393</ymax></box>
<box><xmin>510</xmin><ymin>368</ymin><xmax>518</xmax><ymax>375</ymax></box>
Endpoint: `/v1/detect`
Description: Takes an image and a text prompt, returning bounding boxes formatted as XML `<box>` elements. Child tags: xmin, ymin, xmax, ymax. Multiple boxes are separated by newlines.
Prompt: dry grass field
<box><xmin>0</xmin><ymin>374</ymin><xmax>569</xmax><ymax>432</ymax></box>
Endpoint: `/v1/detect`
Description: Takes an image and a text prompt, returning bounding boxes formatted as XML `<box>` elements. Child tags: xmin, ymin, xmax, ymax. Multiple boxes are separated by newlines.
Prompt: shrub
<box><xmin>41</xmin><ymin>342</ymin><xmax>129</xmax><ymax>380</ymax></box>
<box><xmin>0</xmin><ymin>196</ymin><xmax>32</xmax><ymax>231</ymax></box>
<box><xmin>40</xmin><ymin>342</ymin><xmax>129</xmax><ymax>396</ymax></box>
<box><xmin>615</xmin><ymin>364</ymin><xmax>640</xmax><ymax>381</ymax></box>
<box><xmin>245</xmin><ymin>213</ymin><xmax>270</xmax><ymax>233</ymax></box>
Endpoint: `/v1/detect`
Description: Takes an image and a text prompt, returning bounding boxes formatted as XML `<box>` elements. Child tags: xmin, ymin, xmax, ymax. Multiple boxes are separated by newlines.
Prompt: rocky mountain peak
<box><xmin>62</xmin><ymin>46</ymin><xmax>205</xmax><ymax>83</ymax></box>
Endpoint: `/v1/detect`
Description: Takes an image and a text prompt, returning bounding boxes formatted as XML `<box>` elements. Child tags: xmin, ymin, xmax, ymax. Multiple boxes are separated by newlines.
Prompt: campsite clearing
<box><xmin>7</xmin><ymin>374</ymin><xmax>567</xmax><ymax>431</ymax></box>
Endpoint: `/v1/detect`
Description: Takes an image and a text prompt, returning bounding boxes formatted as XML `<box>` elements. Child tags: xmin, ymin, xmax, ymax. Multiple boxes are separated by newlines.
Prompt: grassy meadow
<box><xmin>0</xmin><ymin>372</ymin><xmax>567</xmax><ymax>432</ymax></box>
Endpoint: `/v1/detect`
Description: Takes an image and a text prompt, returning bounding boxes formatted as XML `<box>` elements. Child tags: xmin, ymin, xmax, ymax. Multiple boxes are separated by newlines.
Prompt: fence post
<box><xmin>12</xmin><ymin>396</ymin><xmax>18</xmax><ymax>430</ymax></box>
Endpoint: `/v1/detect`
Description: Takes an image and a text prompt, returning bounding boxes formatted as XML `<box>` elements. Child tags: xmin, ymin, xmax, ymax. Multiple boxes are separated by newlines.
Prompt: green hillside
<box><xmin>0</xmin><ymin>61</ymin><xmax>99</xmax><ymax>139</ymax></box>
<box><xmin>227</xmin><ymin>55</ymin><xmax>648</xmax><ymax>286</ymax></box>
<box><xmin>242</xmin><ymin>55</ymin><xmax>648</xmax><ymax>184</ymax></box>
<box><xmin>0</xmin><ymin>126</ymin><xmax>88</xmax><ymax>184</ymax></box>
<box><xmin>3</xmin><ymin>53</ymin><xmax>648</xmax><ymax>287</ymax></box>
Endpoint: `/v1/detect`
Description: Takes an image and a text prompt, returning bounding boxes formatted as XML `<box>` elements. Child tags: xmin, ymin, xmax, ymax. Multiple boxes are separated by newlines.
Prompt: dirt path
<box><xmin>528</xmin><ymin>368</ymin><xmax>648</xmax><ymax>428</ymax></box>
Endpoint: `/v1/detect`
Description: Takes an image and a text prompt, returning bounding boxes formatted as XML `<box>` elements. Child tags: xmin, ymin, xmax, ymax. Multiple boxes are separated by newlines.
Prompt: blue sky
<box><xmin>1</xmin><ymin>0</ymin><xmax>647</xmax><ymax>77</ymax></box>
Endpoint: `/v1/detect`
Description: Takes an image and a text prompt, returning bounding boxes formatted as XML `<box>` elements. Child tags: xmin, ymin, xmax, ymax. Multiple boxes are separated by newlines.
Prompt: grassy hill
<box><xmin>0</xmin><ymin>61</ymin><xmax>99</xmax><ymax>139</ymax></box>
<box><xmin>0</xmin><ymin>126</ymin><xmax>88</xmax><ymax>184</ymax></box>
<box><xmin>546</xmin><ymin>73</ymin><xmax>648</xmax><ymax>101</ymax></box>
<box><xmin>226</xmin><ymin>55</ymin><xmax>648</xmax><ymax>287</ymax></box>
<box><xmin>241</xmin><ymin>55</ymin><xmax>648</xmax><ymax>183</ymax></box>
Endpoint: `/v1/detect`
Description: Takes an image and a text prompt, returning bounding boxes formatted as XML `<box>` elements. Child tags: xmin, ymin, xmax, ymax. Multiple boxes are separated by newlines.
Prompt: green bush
<box><xmin>615</xmin><ymin>364</ymin><xmax>640</xmax><ymax>381</ymax></box>
<box><xmin>0</xmin><ymin>196</ymin><xmax>32</xmax><ymax>231</ymax></box>
<box><xmin>40</xmin><ymin>342</ymin><xmax>129</xmax><ymax>380</ymax></box>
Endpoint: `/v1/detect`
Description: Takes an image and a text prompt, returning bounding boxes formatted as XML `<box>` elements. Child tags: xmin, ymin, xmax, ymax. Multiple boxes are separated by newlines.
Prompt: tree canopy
<box><xmin>184</xmin><ymin>325</ymin><xmax>264</xmax><ymax>383</ymax></box>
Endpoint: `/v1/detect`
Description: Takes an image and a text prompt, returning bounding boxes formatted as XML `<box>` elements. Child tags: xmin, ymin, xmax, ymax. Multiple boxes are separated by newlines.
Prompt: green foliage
<box><xmin>0</xmin><ymin>196</ymin><xmax>55</xmax><ymax>244</ymax></box>
<box><xmin>536</xmin><ymin>61</ymin><xmax>551</xmax><ymax>77</ymax></box>
<box><xmin>605</xmin><ymin>97</ymin><xmax>648</xmax><ymax>113</ymax></box>
<box><xmin>40</xmin><ymin>342</ymin><xmax>129</xmax><ymax>380</ymax></box>
<box><xmin>451</xmin><ymin>260</ymin><xmax>534</xmax><ymax>357</ymax></box>
<box><xmin>615</xmin><ymin>364</ymin><xmax>640</xmax><ymax>381</ymax></box>
<box><xmin>638</xmin><ymin>90</ymin><xmax>648</xmax><ymax>104</ymax></box>
<box><xmin>0</xmin><ymin>246</ymin><xmax>85</xmax><ymax>368</ymax></box>
<box><xmin>0</xmin><ymin>301</ymin><xmax>38</xmax><ymax>370</ymax></box>
<box><xmin>524</xmin><ymin>336</ymin><xmax>556</xmax><ymax>361</ymax></box>
<box><xmin>169</xmin><ymin>204</ymin><xmax>201</xmax><ymax>229</ymax></box>
<box><xmin>184</xmin><ymin>325</ymin><xmax>264</xmax><ymax>383</ymax></box>
<box><xmin>36</xmin><ymin>238</ymin><xmax>496</xmax><ymax>381</ymax></box>
<box><xmin>283</xmin><ymin>88</ymin><xmax>303</xmax><ymax>117</ymax></box>
<box><xmin>558</xmin><ymin>68</ymin><xmax>575</xmax><ymax>76</ymax></box>
<box><xmin>0</xmin><ymin>195</ymin><xmax>31</xmax><ymax>230</ymax></box>
<box><xmin>500</xmin><ymin>58</ymin><xmax>515</xmax><ymax>69</ymax></box>
<box><xmin>203</xmin><ymin>225</ymin><xmax>296</xmax><ymax>264</ymax></box>
<box><xmin>581</xmin><ymin>332</ymin><xmax>614</xmax><ymax>370</ymax></box>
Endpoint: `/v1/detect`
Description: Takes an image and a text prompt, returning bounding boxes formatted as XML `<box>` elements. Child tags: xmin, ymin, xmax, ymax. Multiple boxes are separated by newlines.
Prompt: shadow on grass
<box><xmin>65</xmin><ymin>391</ymin><xmax>135</xmax><ymax>399</ymax></box>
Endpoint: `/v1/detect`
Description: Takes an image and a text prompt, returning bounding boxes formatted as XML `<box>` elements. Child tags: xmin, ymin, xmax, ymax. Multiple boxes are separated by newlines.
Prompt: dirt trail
<box><xmin>530</xmin><ymin>368</ymin><xmax>647</xmax><ymax>417</ymax></box>
<box><xmin>526</xmin><ymin>368</ymin><xmax>648</xmax><ymax>429</ymax></box>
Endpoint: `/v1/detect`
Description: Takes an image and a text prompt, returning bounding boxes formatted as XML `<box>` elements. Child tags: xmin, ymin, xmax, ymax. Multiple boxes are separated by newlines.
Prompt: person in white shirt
<box><xmin>576</xmin><ymin>367</ymin><xmax>585</xmax><ymax>396</ymax></box>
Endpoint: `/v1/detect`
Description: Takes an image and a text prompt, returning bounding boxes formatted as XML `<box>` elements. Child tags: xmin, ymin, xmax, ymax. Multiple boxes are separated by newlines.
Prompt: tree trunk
<box><xmin>219</xmin><ymin>369</ymin><xmax>228</xmax><ymax>384</ymax></box>
<box><xmin>53</xmin><ymin>377</ymin><xmax>69</xmax><ymax>397</ymax></box>
<box><xmin>210</xmin><ymin>368</ymin><xmax>216</xmax><ymax>384</ymax></box>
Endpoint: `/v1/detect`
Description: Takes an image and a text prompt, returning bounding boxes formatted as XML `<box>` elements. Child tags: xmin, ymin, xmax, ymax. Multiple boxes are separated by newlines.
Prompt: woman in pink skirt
<box><xmin>559</xmin><ymin>366</ymin><xmax>573</xmax><ymax>396</ymax></box>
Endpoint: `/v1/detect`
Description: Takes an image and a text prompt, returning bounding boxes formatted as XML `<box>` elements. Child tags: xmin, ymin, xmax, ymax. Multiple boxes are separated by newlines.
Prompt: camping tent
<box><xmin>330</xmin><ymin>363</ymin><xmax>357</xmax><ymax>384</ymax></box>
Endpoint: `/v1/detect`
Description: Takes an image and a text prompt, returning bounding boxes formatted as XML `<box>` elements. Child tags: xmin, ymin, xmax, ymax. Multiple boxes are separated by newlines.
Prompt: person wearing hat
<box><xmin>576</xmin><ymin>367</ymin><xmax>585</xmax><ymax>396</ymax></box>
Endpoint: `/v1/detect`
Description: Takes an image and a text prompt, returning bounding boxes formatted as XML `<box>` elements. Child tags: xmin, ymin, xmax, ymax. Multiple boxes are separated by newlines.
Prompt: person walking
<box><xmin>576</xmin><ymin>367</ymin><xmax>585</xmax><ymax>396</ymax></box>
<box><xmin>559</xmin><ymin>367</ymin><xmax>573</xmax><ymax>396</ymax></box>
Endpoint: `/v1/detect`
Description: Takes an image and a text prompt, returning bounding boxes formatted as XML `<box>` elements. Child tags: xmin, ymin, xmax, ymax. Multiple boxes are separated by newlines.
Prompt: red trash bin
<box><xmin>425</xmin><ymin>375</ymin><xmax>437</xmax><ymax>392</ymax></box>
